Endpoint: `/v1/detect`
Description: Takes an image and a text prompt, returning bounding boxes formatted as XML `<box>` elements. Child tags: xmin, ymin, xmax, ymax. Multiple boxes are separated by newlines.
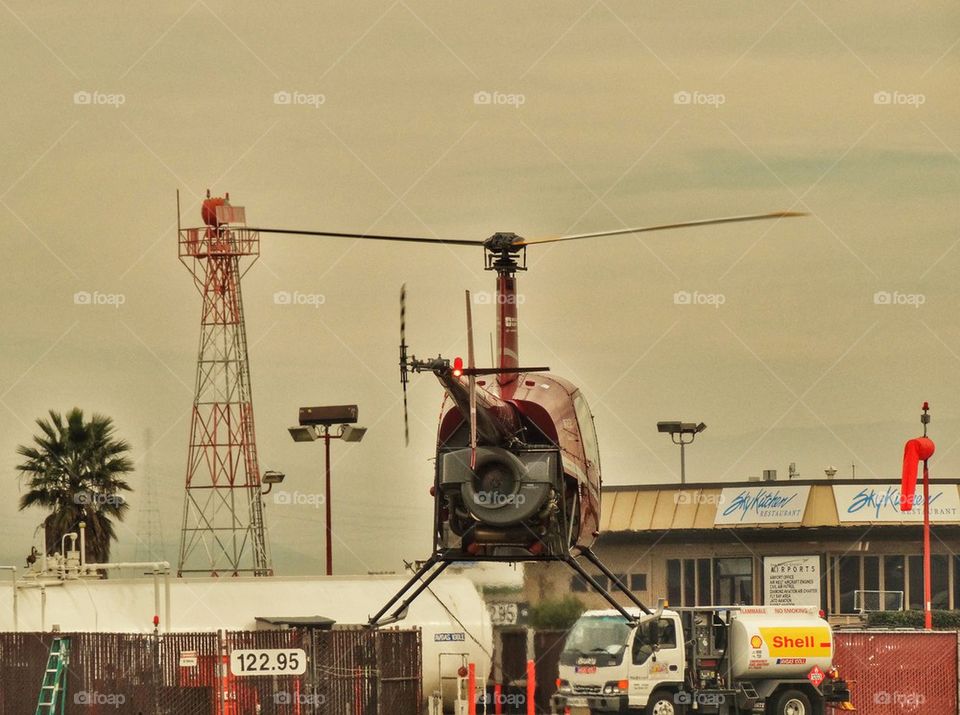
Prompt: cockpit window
<box><xmin>573</xmin><ymin>392</ymin><xmax>600</xmax><ymax>467</ymax></box>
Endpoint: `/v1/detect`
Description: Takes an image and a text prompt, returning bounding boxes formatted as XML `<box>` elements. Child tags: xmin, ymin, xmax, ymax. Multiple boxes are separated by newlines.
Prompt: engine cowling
<box><xmin>440</xmin><ymin>447</ymin><xmax>557</xmax><ymax>527</ymax></box>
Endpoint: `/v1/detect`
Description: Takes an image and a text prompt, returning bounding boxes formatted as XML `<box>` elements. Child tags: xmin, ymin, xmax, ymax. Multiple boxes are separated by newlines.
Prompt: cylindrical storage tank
<box><xmin>728</xmin><ymin>609</ymin><xmax>834</xmax><ymax>679</ymax></box>
<box><xmin>1</xmin><ymin>574</ymin><xmax>492</xmax><ymax>713</ymax></box>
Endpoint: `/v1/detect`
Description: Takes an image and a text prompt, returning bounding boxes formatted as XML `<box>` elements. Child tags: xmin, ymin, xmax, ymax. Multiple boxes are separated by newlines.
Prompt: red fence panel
<box><xmin>834</xmin><ymin>630</ymin><xmax>958</xmax><ymax>714</ymax></box>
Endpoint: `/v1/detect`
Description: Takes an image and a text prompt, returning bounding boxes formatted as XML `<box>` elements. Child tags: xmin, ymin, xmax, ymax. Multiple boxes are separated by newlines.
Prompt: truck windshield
<box><xmin>563</xmin><ymin>616</ymin><xmax>631</xmax><ymax>656</ymax></box>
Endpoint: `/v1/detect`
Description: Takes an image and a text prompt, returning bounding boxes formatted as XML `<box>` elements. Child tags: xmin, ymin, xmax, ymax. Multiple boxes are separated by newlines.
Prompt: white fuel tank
<box><xmin>728</xmin><ymin>606</ymin><xmax>834</xmax><ymax>679</ymax></box>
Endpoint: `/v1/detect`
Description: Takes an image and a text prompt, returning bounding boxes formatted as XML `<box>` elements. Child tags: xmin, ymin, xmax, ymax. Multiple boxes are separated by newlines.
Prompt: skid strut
<box><xmin>368</xmin><ymin>555</ymin><xmax>452</xmax><ymax>627</ymax></box>
<box><xmin>367</xmin><ymin>550</ymin><xmax>648</xmax><ymax>628</ymax></box>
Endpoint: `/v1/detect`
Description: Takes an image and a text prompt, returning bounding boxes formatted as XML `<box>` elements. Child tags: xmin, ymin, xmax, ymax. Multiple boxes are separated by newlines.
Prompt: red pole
<box><xmin>324</xmin><ymin>429</ymin><xmax>333</xmax><ymax>576</ymax></box>
<box><xmin>494</xmin><ymin>683</ymin><xmax>503</xmax><ymax>715</ymax></box>
<box><xmin>526</xmin><ymin>660</ymin><xmax>535</xmax><ymax>715</ymax></box>
<box><xmin>923</xmin><ymin>460</ymin><xmax>932</xmax><ymax>630</ymax></box>
<box><xmin>468</xmin><ymin>662</ymin><xmax>476</xmax><ymax>715</ymax></box>
<box><xmin>354</xmin><ymin>665</ymin><xmax>362</xmax><ymax>715</ymax></box>
<box><xmin>495</xmin><ymin>272</ymin><xmax>519</xmax><ymax>386</ymax></box>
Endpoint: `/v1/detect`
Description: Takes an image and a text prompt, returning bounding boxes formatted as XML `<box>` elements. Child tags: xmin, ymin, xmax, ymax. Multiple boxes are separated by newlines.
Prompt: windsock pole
<box><xmin>922</xmin><ymin>403</ymin><xmax>932</xmax><ymax>631</ymax></box>
<box><xmin>923</xmin><ymin>457</ymin><xmax>932</xmax><ymax>630</ymax></box>
<box><xmin>901</xmin><ymin>402</ymin><xmax>935</xmax><ymax>630</ymax></box>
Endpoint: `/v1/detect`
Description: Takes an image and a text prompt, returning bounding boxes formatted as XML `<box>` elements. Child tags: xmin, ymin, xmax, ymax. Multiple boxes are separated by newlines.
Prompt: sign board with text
<box><xmin>833</xmin><ymin>484</ymin><xmax>960</xmax><ymax>523</ymax></box>
<box><xmin>763</xmin><ymin>555</ymin><xmax>821</xmax><ymax>608</ymax></box>
<box><xmin>714</xmin><ymin>486</ymin><xmax>811</xmax><ymax>525</ymax></box>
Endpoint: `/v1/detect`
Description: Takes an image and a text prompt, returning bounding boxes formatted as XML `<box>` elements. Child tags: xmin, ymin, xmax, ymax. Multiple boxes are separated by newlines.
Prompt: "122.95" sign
<box><xmin>230</xmin><ymin>649</ymin><xmax>307</xmax><ymax>677</ymax></box>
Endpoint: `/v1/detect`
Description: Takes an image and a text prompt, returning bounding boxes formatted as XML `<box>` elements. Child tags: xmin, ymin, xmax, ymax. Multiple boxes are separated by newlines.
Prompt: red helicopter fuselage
<box><xmin>436</xmin><ymin>372</ymin><xmax>602</xmax><ymax>550</ymax></box>
<box><xmin>430</xmin><ymin>245</ymin><xmax>602</xmax><ymax>553</ymax></box>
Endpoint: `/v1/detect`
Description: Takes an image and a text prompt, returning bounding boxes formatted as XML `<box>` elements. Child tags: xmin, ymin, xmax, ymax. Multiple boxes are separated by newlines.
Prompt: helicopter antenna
<box><xmin>465</xmin><ymin>290</ymin><xmax>478</xmax><ymax>469</ymax></box>
<box><xmin>400</xmin><ymin>284</ymin><xmax>410</xmax><ymax>446</ymax></box>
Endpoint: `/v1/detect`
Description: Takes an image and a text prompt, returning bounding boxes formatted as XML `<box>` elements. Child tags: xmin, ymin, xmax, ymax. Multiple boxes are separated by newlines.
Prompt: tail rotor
<box><xmin>465</xmin><ymin>290</ymin><xmax>478</xmax><ymax>469</ymax></box>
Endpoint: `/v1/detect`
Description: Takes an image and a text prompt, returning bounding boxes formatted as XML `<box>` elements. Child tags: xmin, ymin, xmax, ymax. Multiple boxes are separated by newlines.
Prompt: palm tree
<box><xmin>16</xmin><ymin>408</ymin><xmax>133</xmax><ymax>566</ymax></box>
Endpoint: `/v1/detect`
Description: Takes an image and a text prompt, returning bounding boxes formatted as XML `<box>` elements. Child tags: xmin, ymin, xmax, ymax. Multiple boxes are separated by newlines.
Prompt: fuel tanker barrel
<box><xmin>728</xmin><ymin>607</ymin><xmax>834</xmax><ymax>679</ymax></box>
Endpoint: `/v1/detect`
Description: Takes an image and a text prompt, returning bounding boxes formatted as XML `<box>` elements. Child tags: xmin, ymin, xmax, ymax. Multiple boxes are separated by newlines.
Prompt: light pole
<box><xmin>288</xmin><ymin>405</ymin><xmax>366</xmax><ymax>576</ymax></box>
<box><xmin>657</xmin><ymin>421</ymin><xmax>706</xmax><ymax>484</ymax></box>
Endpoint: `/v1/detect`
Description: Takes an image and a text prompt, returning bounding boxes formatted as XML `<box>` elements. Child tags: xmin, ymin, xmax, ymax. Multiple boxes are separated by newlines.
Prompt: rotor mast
<box><xmin>484</xmin><ymin>233</ymin><xmax>527</xmax><ymax>386</ymax></box>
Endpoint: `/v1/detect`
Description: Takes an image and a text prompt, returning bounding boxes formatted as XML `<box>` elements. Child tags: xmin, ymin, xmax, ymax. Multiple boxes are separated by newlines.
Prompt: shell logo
<box><xmin>750</xmin><ymin>635</ymin><xmax>763</xmax><ymax>649</ymax></box>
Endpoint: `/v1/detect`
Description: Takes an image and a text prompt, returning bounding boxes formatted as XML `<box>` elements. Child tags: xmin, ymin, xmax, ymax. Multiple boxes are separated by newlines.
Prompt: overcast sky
<box><xmin>0</xmin><ymin>2</ymin><xmax>958</xmax><ymax>575</ymax></box>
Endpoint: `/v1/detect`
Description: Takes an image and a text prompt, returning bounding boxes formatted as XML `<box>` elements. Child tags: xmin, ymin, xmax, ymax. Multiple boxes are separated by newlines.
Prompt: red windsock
<box><xmin>900</xmin><ymin>437</ymin><xmax>935</xmax><ymax>511</ymax></box>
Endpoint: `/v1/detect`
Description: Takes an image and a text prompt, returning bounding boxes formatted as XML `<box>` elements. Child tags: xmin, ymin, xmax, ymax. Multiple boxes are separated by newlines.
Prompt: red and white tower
<box><xmin>177</xmin><ymin>192</ymin><xmax>271</xmax><ymax>576</ymax></box>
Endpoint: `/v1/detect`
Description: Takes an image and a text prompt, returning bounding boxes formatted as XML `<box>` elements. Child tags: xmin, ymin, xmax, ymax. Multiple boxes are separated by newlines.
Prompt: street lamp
<box><xmin>657</xmin><ymin>421</ymin><xmax>706</xmax><ymax>484</ymax></box>
<box><xmin>261</xmin><ymin>470</ymin><xmax>285</xmax><ymax>496</ymax></box>
<box><xmin>288</xmin><ymin>404</ymin><xmax>366</xmax><ymax>576</ymax></box>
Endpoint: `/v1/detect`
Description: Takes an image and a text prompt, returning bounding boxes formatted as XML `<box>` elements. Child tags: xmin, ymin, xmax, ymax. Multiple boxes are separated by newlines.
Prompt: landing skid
<box><xmin>366</xmin><ymin>547</ymin><xmax>650</xmax><ymax>628</ymax></box>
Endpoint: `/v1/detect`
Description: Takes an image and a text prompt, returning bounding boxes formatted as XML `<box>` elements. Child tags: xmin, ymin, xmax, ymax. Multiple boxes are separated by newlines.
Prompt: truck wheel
<box><xmin>774</xmin><ymin>689</ymin><xmax>813</xmax><ymax>715</ymax></box>
<box><xmin>646</xmin><ymin>692</ymin><xmax>683</xmax><ymax>715</ymax></box>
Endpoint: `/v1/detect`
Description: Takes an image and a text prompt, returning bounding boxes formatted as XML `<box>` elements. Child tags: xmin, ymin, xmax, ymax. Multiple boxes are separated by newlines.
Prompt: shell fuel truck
<box><xmin>553</xmin><ymin>605</ymin><xmax>854</xmax><ymax>715</ymax></box>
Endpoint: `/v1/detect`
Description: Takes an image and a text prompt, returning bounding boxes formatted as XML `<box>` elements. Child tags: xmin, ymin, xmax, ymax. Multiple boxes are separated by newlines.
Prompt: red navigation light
<box><xmin>457</xmin><ymin>666</ymin><xmax>469</xmax><ymax>678</ymax></box>
<box><xmin>922</xmin><ymin>401</ymin><xmax>930</xmax><ymax>411</ymax></box>
<box><xmin>453</xmin><ymin>357</ymin><xmax>463</xmax><ymax>377</ymax></box>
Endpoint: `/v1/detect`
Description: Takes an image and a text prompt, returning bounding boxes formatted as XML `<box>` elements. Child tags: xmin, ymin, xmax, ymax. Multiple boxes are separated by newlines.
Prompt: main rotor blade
<box><xmin>248</xmin><ymin>227</ymin><xmax>483</xmax><ymax>247</ymax></box>
<box><xmin>516</xmin><ymin>211</ymin><xmax>807</xmax><ymax>246</ymax></box>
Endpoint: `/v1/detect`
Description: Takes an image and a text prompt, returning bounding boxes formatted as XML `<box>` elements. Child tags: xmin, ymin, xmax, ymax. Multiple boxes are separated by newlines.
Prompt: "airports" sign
<box><xmin>764</xmin><ymin>555</ymin><xmax>821</xmax><ymax>608</ymax></box>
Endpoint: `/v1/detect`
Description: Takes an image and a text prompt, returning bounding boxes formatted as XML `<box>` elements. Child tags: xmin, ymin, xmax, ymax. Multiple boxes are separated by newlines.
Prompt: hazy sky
<box><xmin>1</xmin><ymin>2</ymin><xmax>958</xmax><ymax>575</ymax></box>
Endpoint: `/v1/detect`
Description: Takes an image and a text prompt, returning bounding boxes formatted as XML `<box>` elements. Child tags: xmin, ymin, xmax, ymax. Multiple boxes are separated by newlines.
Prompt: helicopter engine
<box><xmin>439</xmin><ymin>444</ymin><xmax>566</xmax><ymax>555</ymax></box>
<box><xmin>441</xmin><ymin>446</ymin><xmax>558</xmax><ymax>528</ymax></box>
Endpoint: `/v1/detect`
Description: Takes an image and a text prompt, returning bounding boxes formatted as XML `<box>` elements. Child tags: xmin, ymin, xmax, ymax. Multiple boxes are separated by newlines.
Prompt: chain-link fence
<box><xmin>0</xmin><ymin>628</ymin><xmax>420</xmax><ymax>714</ymax></box>
<box><xmin>834</xmin><ymin>630</ymin><xmax>958</xmax><ymax>714</ymax></box>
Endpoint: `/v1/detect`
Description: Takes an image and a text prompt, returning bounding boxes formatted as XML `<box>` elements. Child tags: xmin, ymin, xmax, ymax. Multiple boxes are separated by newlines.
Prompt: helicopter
<box><xmin>249</xmin><ymin>210</ymin><xmax>804</xmax><ymax>625</ymax></box>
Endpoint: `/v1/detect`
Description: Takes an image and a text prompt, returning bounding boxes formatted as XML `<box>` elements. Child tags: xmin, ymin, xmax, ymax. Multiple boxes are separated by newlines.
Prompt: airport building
<box><xmin>524</xmin><ymin>478</ymin><xmax>960</xmax><ymax>621</ymax></box>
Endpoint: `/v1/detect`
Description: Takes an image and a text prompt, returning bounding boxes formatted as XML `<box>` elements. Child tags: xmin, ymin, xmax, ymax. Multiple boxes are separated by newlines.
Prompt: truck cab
<box><xmin>555</xmin><ymin>608</ymin><xmax>685</xmax><ymax>714</ymax></box>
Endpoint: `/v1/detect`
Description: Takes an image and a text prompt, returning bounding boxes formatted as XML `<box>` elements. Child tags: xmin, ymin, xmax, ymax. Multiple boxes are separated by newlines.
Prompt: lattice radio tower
<box><xmin>177</xmin><ymin>191</ymin><xmax>271</xmax><ymax>576</ymax></box>
<box><xmin>134</xmin><ymin>428</ymin><xmax>166</xmax><ymax>563</ymax></box>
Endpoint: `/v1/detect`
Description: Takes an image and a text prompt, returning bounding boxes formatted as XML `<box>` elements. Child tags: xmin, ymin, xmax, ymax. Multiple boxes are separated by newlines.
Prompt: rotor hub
<box><xmin>483</xmin><ymin>232</ymin><xmax>522</xmax><ymax>253</ymax></box>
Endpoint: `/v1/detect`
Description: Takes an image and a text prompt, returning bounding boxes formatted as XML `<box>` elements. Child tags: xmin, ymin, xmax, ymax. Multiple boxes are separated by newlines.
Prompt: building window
<box><xmin>666</xmin><ymin>560</ymin><xmax>704</xmax><ymax>606</ymax></box>
<box><xmin>953</xmin><ymin>556</ymin><xmax>960</xmax><ymax>610</ymax></box>
<box><xmin>932</xmin><ymin>555</ymin><xmax>949</xmax><ymax>609</ymax></box>
<box><xmin>697</xmin><ymin>559</ymin><xmax>712</xmax><ymax>606</ymax></box>
<box><xmin>838</xmin><ymin>555</ymin><xmax>859</xmax><ymax>614</ymax></box>
<box><xmin>863</xmin><ymin>556</ymin><xmax>880</xmax><ymax>593</ymax></box>
<box><xmin>572</xmin><ymin>574</ymin><xmax>612</xmax><ymax>593</ymax></box>
<box><xmin>613</xmin><ymin>573</ymin><xmax>628</xmax><ymax>590</ymax></box>
<box><xmin>827</xmin><ymin>553</ymin><xmax>954</xmax><ymax>614</ymax></box>
<box><xmin>883</xmin><ymin>555</ymin><xmax>905</xmax><ymax>610</ymax></box>
<box><xmin>683</xmin><ymin>560</ymin><xmax>696</xmax><ymax>606</ymax></box>
<box><xmin>630</xmin><ymin>573</ymin><xmax>647</xmax><ymax>591</ymax></box>
<box><xmin>714</xmin><ymin>558</ymin><xmax>753</xmax><ymax>605</ymax></box>
<box><xmin>906</xmin><ymin>554</ymin><xmax>949</xmax><ymax>609</ymax></box>
<box><xmin>667</xmin><ymin>560</ymin><xmax>681</xmax><ymax>606</ymax></box>
<box><xmin>908</xmin><ymin>555</ymin><xmax>924</xmax><ymax>610</ymax></box>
